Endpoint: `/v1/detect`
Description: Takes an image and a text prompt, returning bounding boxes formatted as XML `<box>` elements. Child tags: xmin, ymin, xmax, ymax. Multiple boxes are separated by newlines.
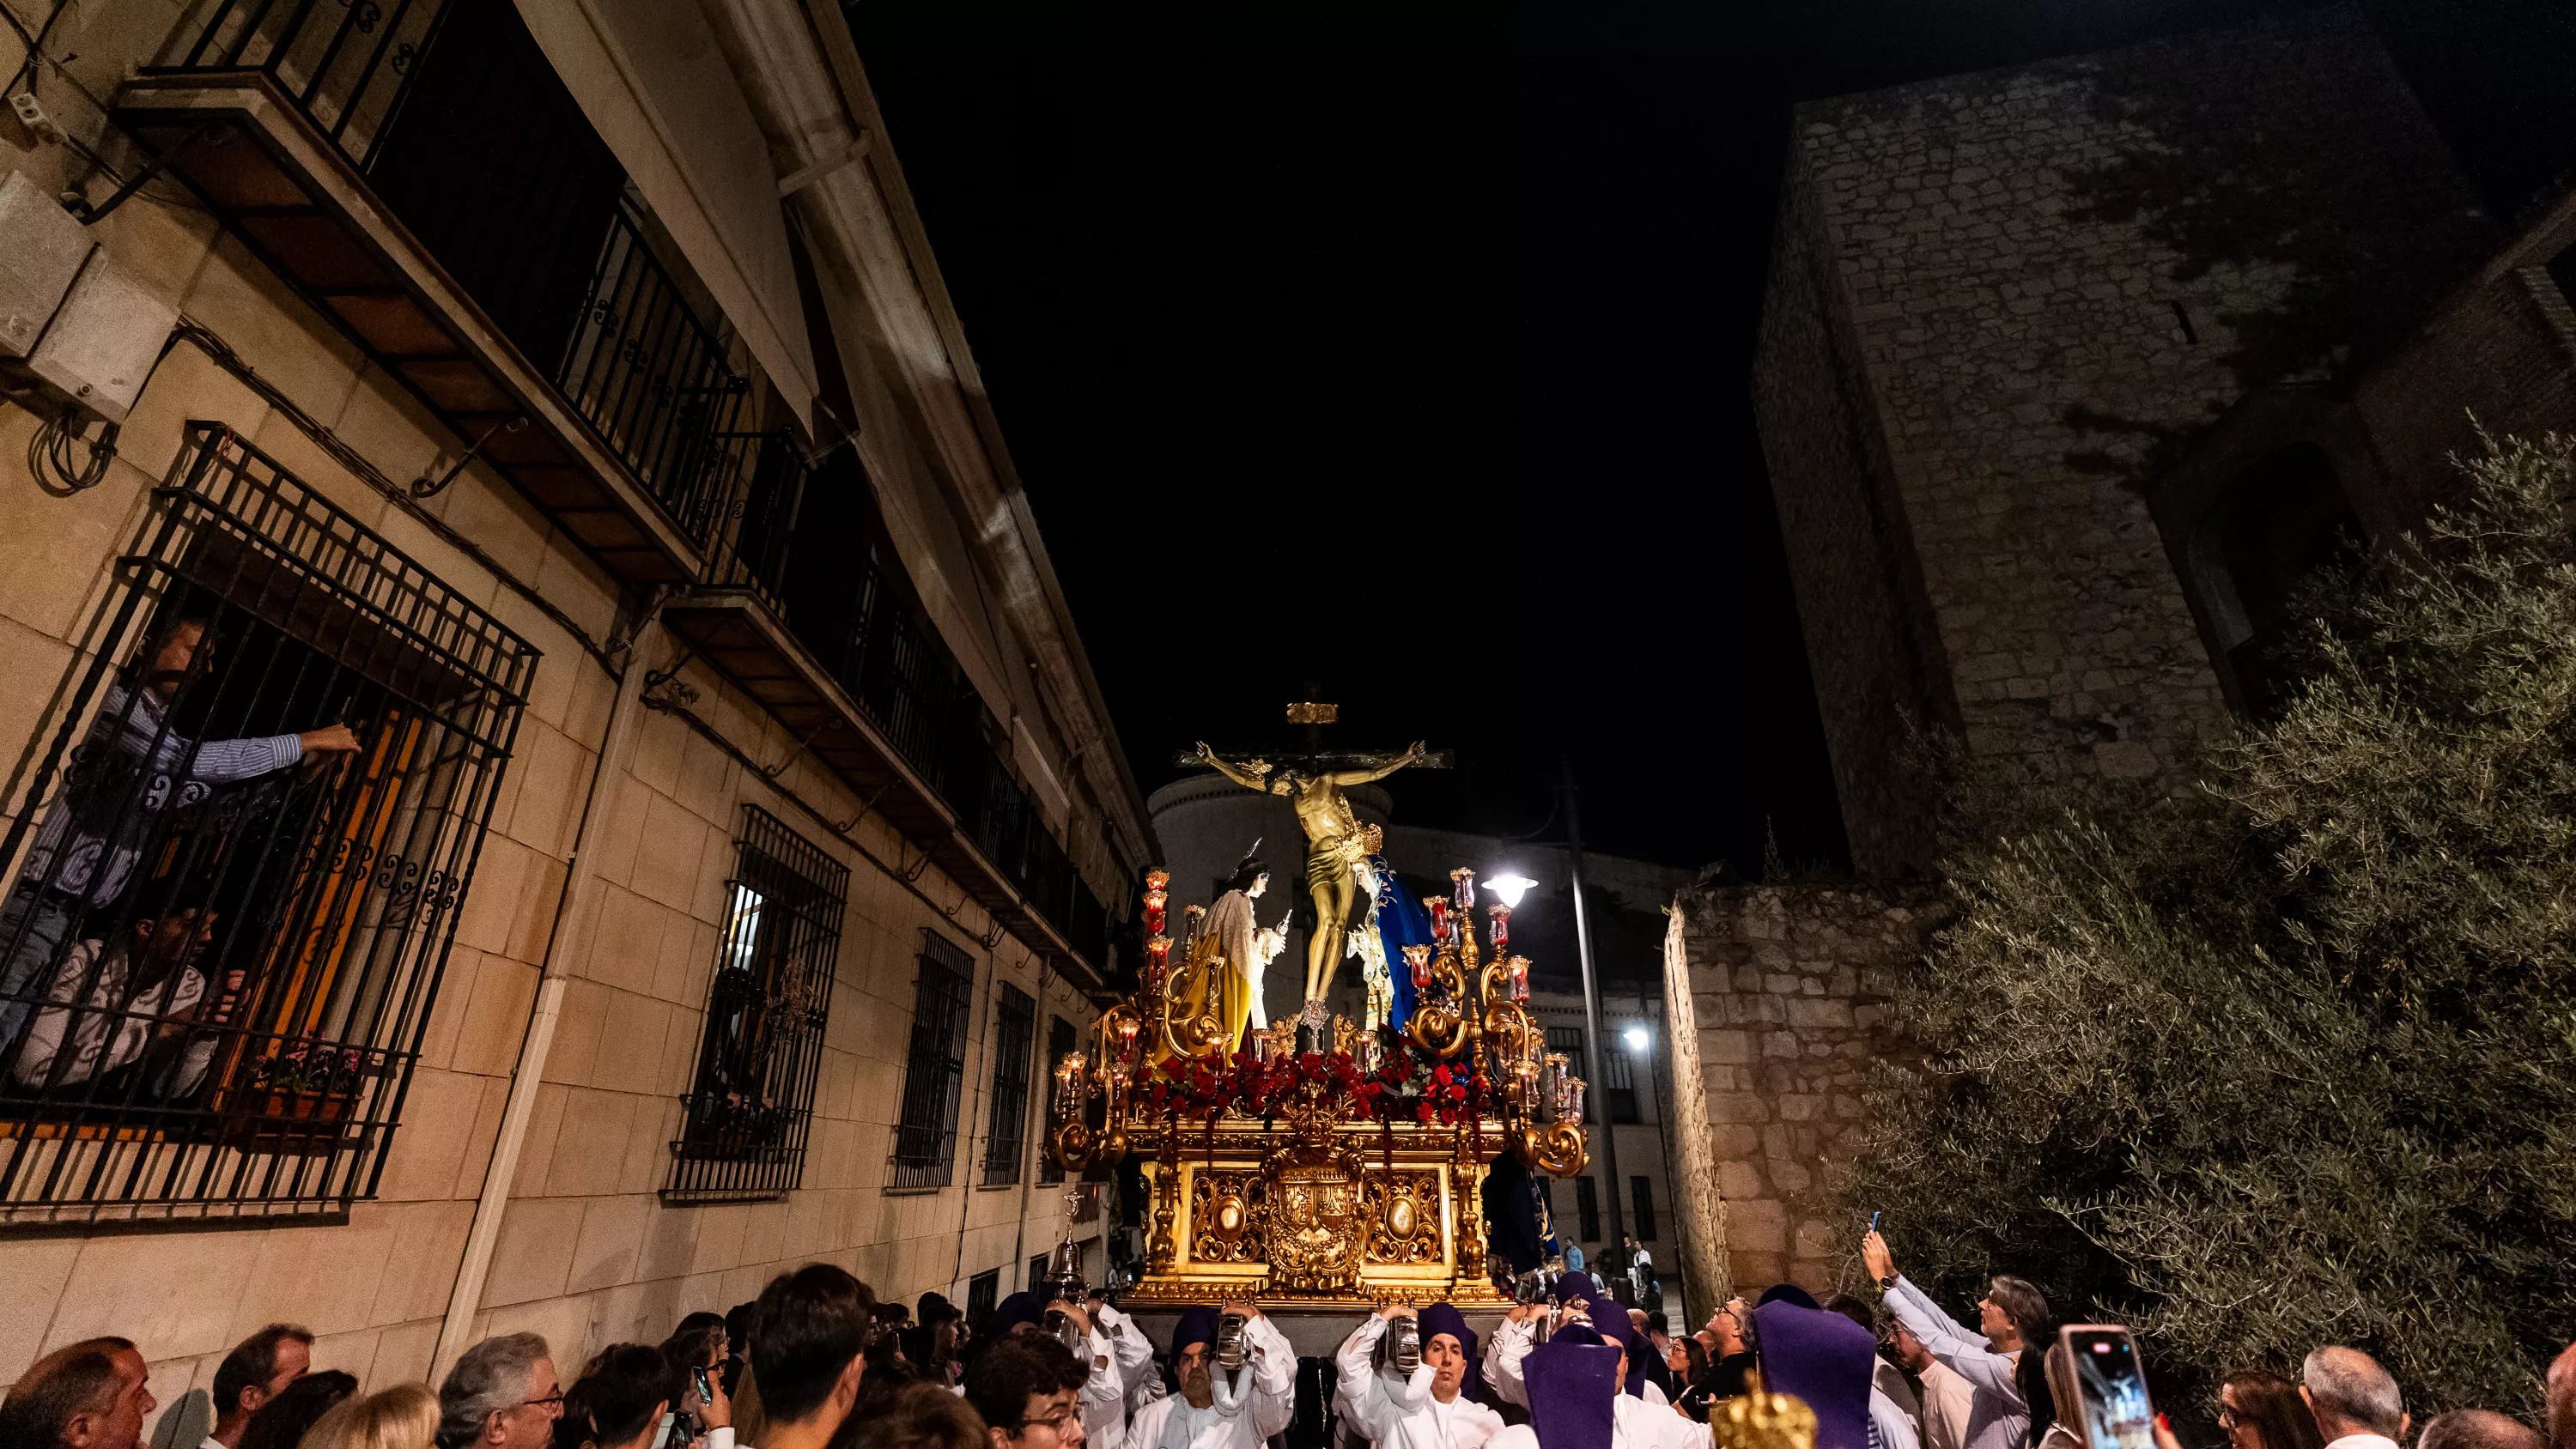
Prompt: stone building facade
<box><xmin>0</xmin><ymin>0</ymin><xmax>1145</xmax><ymax>1402</ymax></box>
<box><xmin>1752</xmin><ymin>9</ymin><xmax>2500</xmax><ymax>873</ymax></box>
<box><xmin>1657</xmin><ymin>882</ymin><xmax>1940</xmax><ymax>1317</ymax></box>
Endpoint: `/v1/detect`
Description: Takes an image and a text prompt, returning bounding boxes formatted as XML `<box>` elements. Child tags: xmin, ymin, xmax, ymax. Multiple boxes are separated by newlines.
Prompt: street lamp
<box><xmin>1623</xmin><ymin>1025</ymin><xmax>1649</xmax><ymax>1052</ymax></box>
<box><xmin>1484</xmin><ymin>873</ymin><xmax>1538</xmax><ymax>909</ymax></box>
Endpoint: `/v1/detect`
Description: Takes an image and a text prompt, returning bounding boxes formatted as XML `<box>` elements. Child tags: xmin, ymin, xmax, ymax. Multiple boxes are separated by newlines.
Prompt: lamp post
<box><xmin>1561</xmin><ymin>755</ymin><xmax>1626</xmax><ymax>1252</ymax></box>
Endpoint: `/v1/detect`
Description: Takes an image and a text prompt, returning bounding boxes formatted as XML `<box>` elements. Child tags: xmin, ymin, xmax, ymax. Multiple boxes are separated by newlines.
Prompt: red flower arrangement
<box><xmin>1123</xmin><ymin>1031</ymin><xmax>1485</xmax><ymax>1128</ymax></box>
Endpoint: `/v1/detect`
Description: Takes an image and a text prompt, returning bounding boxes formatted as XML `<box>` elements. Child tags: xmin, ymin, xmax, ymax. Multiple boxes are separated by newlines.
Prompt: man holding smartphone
<box><xmin>1862</xmin><ymin>1229</ymin><xmax>2046</xmax><ymax>1449</ymax></box>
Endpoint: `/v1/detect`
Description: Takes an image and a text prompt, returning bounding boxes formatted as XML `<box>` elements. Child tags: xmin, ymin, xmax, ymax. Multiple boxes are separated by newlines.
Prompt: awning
<box><xmin>512</xmin><ymin>0</ymin><xmax>818</xmax><ymax>432</ymax></box>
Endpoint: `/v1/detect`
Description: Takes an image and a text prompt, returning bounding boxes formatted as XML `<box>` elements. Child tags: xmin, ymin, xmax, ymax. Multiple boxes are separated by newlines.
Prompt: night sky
<box><xmin>838</xmin><ymin>0</ymin><xmax>2576</xmax><ymax>871</ymax></box>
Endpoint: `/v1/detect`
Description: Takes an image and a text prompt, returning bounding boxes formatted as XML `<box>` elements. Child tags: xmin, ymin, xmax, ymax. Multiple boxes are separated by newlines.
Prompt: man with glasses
<box><xmin>1699</xmin><ymin>1300</ymin><xmax>1755</xmax><ymax>1400</ymax></box>
<box><xmin>1121</xmin><ymin>1304</ymin><xmax>1292</xmax><ymax>1449</ymax></box>
<box><xmin>434</xmin><ymin>1334</ymin><xmax>561</xmax><ymax>1449</ymax></box>
<box><xmin>967</xmin><ymin>1337</ymin><xmax>1090</xmax><ymax>1449</ymax></box>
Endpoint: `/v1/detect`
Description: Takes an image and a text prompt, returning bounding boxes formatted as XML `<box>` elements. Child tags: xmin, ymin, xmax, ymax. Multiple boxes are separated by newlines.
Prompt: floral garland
<box><xmin>1125</xmin><ymin>1031</ymin><xmax>1492</xmax><ymax>1129</ymax></box>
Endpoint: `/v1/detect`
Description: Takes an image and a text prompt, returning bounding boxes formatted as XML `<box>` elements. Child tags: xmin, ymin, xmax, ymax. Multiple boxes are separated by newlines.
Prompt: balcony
<box><xmin>118</xmin><ymin>0</ymin><xmax>1118</xmax><ymax>981</ymax></box>
<box><xmin>665</xmin><ymin>433</ymin><xmax>1116</xmax><ymax>984</ymax></box>
<box><xmin>115</xmin><ymin>0</ymin><xmax>743</xmax><ymax>584</ymax></box>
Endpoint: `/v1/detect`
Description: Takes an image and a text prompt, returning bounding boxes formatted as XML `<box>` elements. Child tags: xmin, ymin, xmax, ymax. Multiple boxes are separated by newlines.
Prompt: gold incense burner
<box><xmin>1048</xmin><ymin>867</ymin><xmax>1589</xmax><ymax>1307</ymax></box>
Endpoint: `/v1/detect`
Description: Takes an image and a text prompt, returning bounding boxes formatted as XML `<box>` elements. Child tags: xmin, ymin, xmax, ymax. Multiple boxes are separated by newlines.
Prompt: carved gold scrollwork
<box><xmin>1363</xmin><ymin>1171</ymin><xmax>1444</xmax><ymax>1265</ymax></box>
<box><xmin>1188</xmin><ymin>1171</ymin><xmax>1266</xmax><ymax>1264</ymax></box>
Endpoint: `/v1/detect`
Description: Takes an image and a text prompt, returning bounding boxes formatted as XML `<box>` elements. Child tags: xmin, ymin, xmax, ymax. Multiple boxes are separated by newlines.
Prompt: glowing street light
<box><xmin>1484</xmin><ymin>872</ymin><xmax>1539</xmax><ymax>909</ymax></box>
<box><xmin>1622</xmin><ymin>1025</ymin><xmax>1650</xmax><ymax>1052</ymax></box>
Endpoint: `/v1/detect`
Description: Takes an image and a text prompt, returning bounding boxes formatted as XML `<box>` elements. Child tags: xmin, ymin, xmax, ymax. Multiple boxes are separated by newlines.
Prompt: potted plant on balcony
<box><xmin>246</xmin><ymin>1042</ymin><xmax>365</xmax><ymax>1125</ymax></box>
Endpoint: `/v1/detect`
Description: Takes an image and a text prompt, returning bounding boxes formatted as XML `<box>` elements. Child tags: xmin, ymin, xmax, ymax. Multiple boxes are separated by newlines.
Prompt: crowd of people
<box><xmin>5</xmin><ymin>1241</ymin><xmax>2573</xmax><ymax>1449</ymax></box>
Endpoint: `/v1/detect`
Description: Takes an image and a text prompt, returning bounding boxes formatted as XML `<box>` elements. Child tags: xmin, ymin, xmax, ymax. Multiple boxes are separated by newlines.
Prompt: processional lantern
<box><xmin>1048</xmin><ymin>839</ymin><xmax>1589</xmax><ymax>1307</ymax></box>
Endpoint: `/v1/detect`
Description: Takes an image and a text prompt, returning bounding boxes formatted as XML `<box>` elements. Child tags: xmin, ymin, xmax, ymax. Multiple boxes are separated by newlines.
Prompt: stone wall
<box><xmin>1661</xmin><ymin>881</ymin><xmax>1943</xmax><ymax>1303</ymax></box>
<box><xmin>1753</xmin><ymin>9</ymin><xmax>2498</xmax><ymax>862</ymax></box>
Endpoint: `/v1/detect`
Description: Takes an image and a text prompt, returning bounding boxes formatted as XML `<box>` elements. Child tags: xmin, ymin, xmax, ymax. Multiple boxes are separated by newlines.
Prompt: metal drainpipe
<box><xmin>432</xmin><ymin>610</ymin><xmax>664</xmax><ymax>1373</ymax></box>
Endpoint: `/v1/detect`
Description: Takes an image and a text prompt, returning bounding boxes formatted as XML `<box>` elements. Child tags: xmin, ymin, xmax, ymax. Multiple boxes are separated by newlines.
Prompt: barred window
<box><xmin>965</xmin><ymin>1266</ymin><xmax>999</xmax><ymax>1319</ymax></box>
<box><xmin>0</xmin><ymin>423</ymin><xmax>534</xmax><ymax>1222</ymax></box>
<box><xmin>1575</xmin><ymin>1174</ymin><xmax>1601</xmax><ymax>1240</ymax></box>
<box><xmin>1603</xmin><ymin>1025</ymin><xmax>1640</xmax><ymax>1125</ymax></box>
<box><xmin>665</xmin><ymin>805</ymin><xmax>848</xmax><ymax>1203</ymax></box>
<box><xmin>1631</xmin><ymin>1175</ymin><xmax>1657</xmax><ymax>1241</ymax></box>
<box><xmin>890</xmin><ymin>932</ymin><xmax>974</xmax><ymax>1190</ymax></box>
<box><xmin>1036</xmin><ymin>1015</ymin><xmax>1073</xmax><ymax>1185</ymax></box>
<box><xmin>980</xmin><ymin>983</ymin><xmax>1033</xmax><ymax>1186</ymax></box>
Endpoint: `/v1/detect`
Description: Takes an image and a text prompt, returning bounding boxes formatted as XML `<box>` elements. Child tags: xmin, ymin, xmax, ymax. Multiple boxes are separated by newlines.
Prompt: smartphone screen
<box><xmin>2063</xmin><ymin>1327</ymin><xmax>2156</xmax><ymax>1449</ymax></box>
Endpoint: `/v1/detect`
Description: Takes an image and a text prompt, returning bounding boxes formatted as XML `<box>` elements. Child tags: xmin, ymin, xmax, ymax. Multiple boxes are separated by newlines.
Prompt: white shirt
<box><xmin>1126</xmin><ymin>1316</ymin><xmax>1295</xmax><ymax>1449</ymax></box>
<box><xmin>1612</xmin><ymin>1387</ymin><xmax>1711</xmax><ymax>1449</ymax></box>
<box><xmin>1870</xmin><ymin>1385</ymin><xmax>1921</xmax><ymax>1449</ymax></box>
<box><xmin>1917</xmin><ymin>1360</ymin><xmax>1977</xmax><ymax>1449</ymax></box>
<box><xmin>13</xmin><ymin>937</ymin><xmax>213</xmax><ymax>1090</ymax></box>
<box><xmin>1882</xmin><ymin>1277</ymin><xmax>2028</xmax><ymax>1449</ymax></box>
<box><xmin>1080</xmin><ymin>1326</ymin><xmax>1134</xmax><ymax>1449</ymax></box>
<box><xmin>1333</xmin><ymin>1318</ymin><xmax>1509</xmax><ymax>1449</ymax></box>
<box><xmin>1483</xmin><ymin>1315</ymin><xmax>1537</xmax><ymax>1408</ymax></box>
<box><xmin>2324</xmin><ymin>1434</ymin><xmax>2403</xmax><ymax>1449</ymax></box>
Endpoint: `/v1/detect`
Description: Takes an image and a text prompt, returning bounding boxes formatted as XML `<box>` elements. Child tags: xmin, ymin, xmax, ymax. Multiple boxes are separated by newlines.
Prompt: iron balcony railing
<box><xmin>154</xmin><ymin>0</ymin><xmax>749</xmax><ymax>553</ymax></box>
<box><xmin>705</xmin><ymin>434</ymin><xmax>1113</xmax><ymax>973</ymax></box>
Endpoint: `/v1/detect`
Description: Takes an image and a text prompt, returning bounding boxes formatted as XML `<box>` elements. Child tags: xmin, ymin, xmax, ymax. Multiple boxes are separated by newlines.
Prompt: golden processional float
<box><xmin>1047</xmin><ymin>862</ymin><xmax>1590</xmax><ymax>1310</ymax></box>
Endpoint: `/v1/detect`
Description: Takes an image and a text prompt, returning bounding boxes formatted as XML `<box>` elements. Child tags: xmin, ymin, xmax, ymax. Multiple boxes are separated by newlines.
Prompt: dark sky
<box><xmin>838</xmin><ymin>0</ymin><xmax>2576</xmax><ymax>871</ymax></box>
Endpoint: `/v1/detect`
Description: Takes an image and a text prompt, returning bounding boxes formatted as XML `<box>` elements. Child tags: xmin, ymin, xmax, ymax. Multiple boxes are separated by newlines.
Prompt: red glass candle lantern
<box><xmin>1404</xmin><ymin>943</ymin><xmax>1432</xmax><ymax>990</ymax></box>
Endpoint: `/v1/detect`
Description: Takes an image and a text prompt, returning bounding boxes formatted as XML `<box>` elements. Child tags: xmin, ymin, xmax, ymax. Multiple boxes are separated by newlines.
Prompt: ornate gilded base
<box><xmin>1123</xmin><ymin>1118</ymin><xmax>1511</xmax><ymax>1308</ymax></box>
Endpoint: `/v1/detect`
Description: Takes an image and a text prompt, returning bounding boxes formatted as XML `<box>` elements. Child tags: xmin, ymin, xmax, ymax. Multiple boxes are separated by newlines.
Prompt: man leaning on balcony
<box><xmin>0</xmin><ymin>612</ymin><xmax>360</xmax><ymax>1070</ymax></box>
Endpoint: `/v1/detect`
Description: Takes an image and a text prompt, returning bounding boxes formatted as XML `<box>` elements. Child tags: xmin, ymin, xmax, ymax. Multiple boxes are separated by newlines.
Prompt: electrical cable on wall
<box><xmin>25</xmin><ymin>398</ymin><xmax>112</xmax><ymax>492</ymax></box>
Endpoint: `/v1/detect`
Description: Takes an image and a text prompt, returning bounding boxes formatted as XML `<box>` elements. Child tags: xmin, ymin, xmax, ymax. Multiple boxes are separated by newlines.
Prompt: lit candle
<box><xmin>1489</xmin><ymin>904</ymin><xmax>1511</xmax><ymax>958</ymax></box>
<box><xmin>1405</xmin><ymin>943</ymin><xmax>1432</xmax><ymax>990</ymax></box>
<box><xmin>1509</xmin><ymin>955</ymin><xmax>1529</xmax><ymax>1002</ymax></box>
<box><xmin>1425</xmin><ymin>897</ymin><xmax>1448</xmax><ymax>947</ymax></box>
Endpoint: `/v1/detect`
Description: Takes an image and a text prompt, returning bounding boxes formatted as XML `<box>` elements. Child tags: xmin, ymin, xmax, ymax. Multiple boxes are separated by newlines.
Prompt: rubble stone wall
<box><xmin>1662</xmin><ymin>880</ymin><xmax>1944</xmax><ymax>1296</ymax></box>
<box><xmin>1754</xmin><ymin>9</ymin><xmax>2496</xmax><ymax>864</ymax></box>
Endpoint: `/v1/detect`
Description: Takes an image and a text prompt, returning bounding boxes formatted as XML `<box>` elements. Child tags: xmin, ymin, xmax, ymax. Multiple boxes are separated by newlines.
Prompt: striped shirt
<box><xmin>21</xmin><ymin>680</ymin><xmax>304</xmax><ymax>904</ymax></box>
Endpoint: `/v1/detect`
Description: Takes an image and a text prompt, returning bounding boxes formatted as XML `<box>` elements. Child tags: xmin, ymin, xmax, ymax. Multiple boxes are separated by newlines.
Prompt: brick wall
<box><xmin>1662</xmin><ymin>881</ymin><xmax>1942</xmax><ymax>1299</ymax></box>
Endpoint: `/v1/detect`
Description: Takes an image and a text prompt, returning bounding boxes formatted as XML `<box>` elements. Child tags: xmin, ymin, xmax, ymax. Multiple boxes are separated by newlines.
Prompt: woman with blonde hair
<box><xmin>298</xmin><ymin>1384</ymin><xmax>440</xmax><ymax>1449</ymax></box>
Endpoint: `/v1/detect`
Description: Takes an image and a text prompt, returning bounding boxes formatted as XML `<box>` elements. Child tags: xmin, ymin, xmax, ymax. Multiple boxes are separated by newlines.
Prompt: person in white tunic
<box><xmin>1508</xmin><ymin>1325</ymin><xmax>1709</xmax><ymax>1449</ymax></box>
<box><xmin>1088</xmin><ymin>1291</ymin><xmax>1164</xmax><ymax>1421</ymax></box>
<box><xmin>1334</xmin><ymin>1304</ymin><xmax>1508</xmax><ymax>1449</ymax></box>
<box><xmin>1123</xmin><ymin>1305</ymin><xmax>1294</xmax><ymax>1449</ymax></box>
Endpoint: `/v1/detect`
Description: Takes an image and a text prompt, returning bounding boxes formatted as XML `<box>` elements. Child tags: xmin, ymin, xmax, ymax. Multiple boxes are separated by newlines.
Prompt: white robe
<box><xmin>1484</xmin><ymin>1318</ymin><xmax>1708</xmax><ymax>1449</ymax></box>
<box><xmin>1125</xmin><ymin>1316</ymin><xmax>1295</xmax><ymax>1449</ymax></box>
<box><xmin>1333</xmin><ymin>1318</ymin><xmax>1508</xmax><ymax>1449</ymax></box>
<box><xmin>1079</xmin><ymin>1322</ymin><xmax>1139</xmax><ymax>1449</ymax></box>
<box><xmin>1096</xmin><ymin>1302</ymin><xmax>1162</xmax><ymax>1400</ymax></box>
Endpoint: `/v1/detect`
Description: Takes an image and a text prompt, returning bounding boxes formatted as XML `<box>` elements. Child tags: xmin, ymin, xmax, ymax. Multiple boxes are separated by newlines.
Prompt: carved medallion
<box><xmin>1188</xmin><ymin>1170</ymin><xmax>1264</xmax><ymax>1264</ymax></box>
<box><xmin>1364</xmin><ymin>1170</ymin><xmax>1444</xmax><ymax>1265</ymax></box>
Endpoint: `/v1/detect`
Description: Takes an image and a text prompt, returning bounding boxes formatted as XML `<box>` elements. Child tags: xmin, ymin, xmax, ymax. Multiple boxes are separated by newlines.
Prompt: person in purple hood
<box><xmin>1334</xmin><ymin>1303</ymin><xmax>1508</xmax><ymax>1449</ymax></box>
<box><xmin>1498</xmin><ymin>1323</ymin><xmax>1706</xmax><ymax>1449</ymax></box>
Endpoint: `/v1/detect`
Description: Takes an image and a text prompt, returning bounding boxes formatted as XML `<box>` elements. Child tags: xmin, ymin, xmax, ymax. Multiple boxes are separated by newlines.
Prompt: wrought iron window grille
<box><xmin>1574</xmin><ymin>1174</ymin><xmax>1601</xmax><ymax>1242</ymax></box>
<box><xmin>0</xmin><ymin>421</ymin><xmax>534</xmax><ymax>1223</ymax></box>
<box><xmin>1036</xmin><ymin>1014</ymin><xmax>1073</xmax><ymax>1186</ymax></box>
<box><xmin>889</xmin><ymin>931</ymin><xmax>974</xmax><ymax>1191</ymax></box>
<box><xmin>979</xmin><ymin>983</ymin><xmax>1034</xmax><ymax>1187</ymax></box>
<box><xmin>664</xmin><ymin>804</ymin><xmax>848</xmax><ymax>1204</ymax></box>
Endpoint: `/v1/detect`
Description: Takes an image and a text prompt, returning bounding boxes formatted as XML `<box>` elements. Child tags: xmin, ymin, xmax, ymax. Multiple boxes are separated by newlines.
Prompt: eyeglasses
<box><xmin>518</xmin><ymin>1392</ymin><xmax>566</xmax><ymax>1415</ymax></box>
<box><xmin>2218</xmin><ymin>1409</ymin><xmax>2243</xmax><ymax>1431</ymax></box>
<box><xmin>1022</xmin><ymin>1409</ymin><xmax>1079</xmax><ymax>1435</ymax></box>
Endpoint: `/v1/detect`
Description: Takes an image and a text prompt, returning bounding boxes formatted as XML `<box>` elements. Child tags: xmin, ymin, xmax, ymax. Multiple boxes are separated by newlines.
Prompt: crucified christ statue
<box><xmin>1193</xmin><ymin>738</ymin><xmax>1431</xmax><ymax>1004</ymax></box>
